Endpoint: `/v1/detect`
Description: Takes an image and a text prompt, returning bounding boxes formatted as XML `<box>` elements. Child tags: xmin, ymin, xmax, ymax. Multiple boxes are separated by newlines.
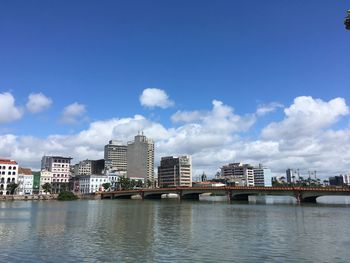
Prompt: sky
<box><xmin>0</xmin><ymin>0</ymin><xmax>349</xmax><ymax>178</ymax></box>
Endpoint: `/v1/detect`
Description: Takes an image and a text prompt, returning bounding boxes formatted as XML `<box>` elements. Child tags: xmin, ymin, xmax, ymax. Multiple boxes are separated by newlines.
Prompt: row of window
<box><xmin>53</xmin><ymin>174</ymin><xmax>68</xmax><ymax>177</ymax></box>
<box><xmin>52</xmin><ymin>179</ymin><xmax>68</xmax><ymax>182</ymax></box>
<box><xmin>53</xmin><ymin>159</ymin><xmax>69</xmax><ymax>163</ymax></box>
<box><xmin>0</xmin><ymin>166</ymin><xmax>17</xmax><ymax>170</ymax></box>
<box><xmin>1</xmin><ymin>171</ymin><xmax>16</xmax><ymax>175</ymax></box>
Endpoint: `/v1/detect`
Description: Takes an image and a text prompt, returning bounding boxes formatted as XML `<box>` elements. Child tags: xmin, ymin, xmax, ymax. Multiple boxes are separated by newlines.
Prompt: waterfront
<box><xmin>1</xmin><ymin>200</ymin><xmax>350</xmax><ymax>263</ymax></box>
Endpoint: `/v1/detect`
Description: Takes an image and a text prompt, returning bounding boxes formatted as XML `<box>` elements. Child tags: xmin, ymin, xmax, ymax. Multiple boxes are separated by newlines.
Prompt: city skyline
<box><xmin>0</xmin><ymin>1</ymin><xmax>349</xmax><ymax>177</ymax></box>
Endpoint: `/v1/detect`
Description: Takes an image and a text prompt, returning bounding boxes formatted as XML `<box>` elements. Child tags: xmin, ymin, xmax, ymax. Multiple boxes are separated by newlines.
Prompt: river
<box><xmin>0</xmin><ymin>199</ymin><xmax>349</xmax><ymax>262</ymax></box>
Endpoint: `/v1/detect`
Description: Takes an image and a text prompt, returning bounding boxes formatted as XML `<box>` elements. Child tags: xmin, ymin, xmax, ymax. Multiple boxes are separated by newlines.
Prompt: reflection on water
<box><xmin>0</xmin><ymin>200</ymin><xmax>350</xmax><ymax>262</ymax></box>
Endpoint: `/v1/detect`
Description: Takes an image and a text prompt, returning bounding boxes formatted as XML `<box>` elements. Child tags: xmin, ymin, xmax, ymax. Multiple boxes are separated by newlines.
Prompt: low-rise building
<box><xmin>39</xmin><ymin>170</ymin><xmax>53</xmax><ymax>194</ymax></box>
<box><xmin>78</xmin><ymin>174</ymin><xmax>109</xmax><ymax>194</ymax></box>
<box><xmin>0</xmin><ymin>159</ymin><xmax>19</xmax><ymax>195</ymax></box>
<box><xmin>17</xmin><ymin>168</ymin><xmax>33</xmax><ymax>195</ymax></box>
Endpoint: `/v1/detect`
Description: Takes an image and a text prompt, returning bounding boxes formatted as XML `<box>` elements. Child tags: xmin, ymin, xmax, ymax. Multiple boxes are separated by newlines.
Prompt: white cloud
<box><xmin>256</xmin><ymin>102</ymin><xmax>283</xmax><ymax>116</ymax></box>
<box><xmin>171</xmin><ymin>110</ymin><xmax>202</xmax><ymax>123</ymax></box>
<box><xmin>60</xmin><ymin>102</ymin><xmax>86</xmax><ymax>124</ymax></box>
<box><xmin>26</xmin><ymin>92</ymin><xmax>53</xmax><ymax>113</ymax></box>
<box><xmin>0</xmin><ymin>92</ymin><xmax>23</xmax><ymax>123</ymax></box>
<box><xmin>262</xmin><ymin>96</ymin><xmax>349</xmax><ymax>139</ymax></box>
<box><xmin>1</xmin><ymin>96</ymin><xmax>349</xmax><ymax>179</ymax></box>
<box><xmin>139</xmin><ymin>88</ymin><xmax>174</xmax><ymax>109</ymax></box>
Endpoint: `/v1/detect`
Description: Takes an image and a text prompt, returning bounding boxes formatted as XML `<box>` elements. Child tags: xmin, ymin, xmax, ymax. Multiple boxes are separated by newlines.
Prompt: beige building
<box><xmin>127</xmin><ymin>133</ymin><xmax>154</xmax><ymax>182</ymax></box>
<box><xmin>40</xmin><ymin>170</ymin><xmax>52</xmax><ymax>194</ymax></box>
<box><xmin>104</xmin><ymin>140</ymin><xmax>127</xmax><ymax>171</ymax></box>
<box><xmin>41</xmin><ymin>156</ymin><xmax>72</xmax><ymax>193</ymax></box>
<box><xmin>158</xmin><ymin>155</ymin><xmax>192</xmax><ymax>188</ymax></box>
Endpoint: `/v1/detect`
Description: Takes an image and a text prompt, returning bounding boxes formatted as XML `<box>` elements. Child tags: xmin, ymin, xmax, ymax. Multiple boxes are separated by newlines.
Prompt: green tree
<box><xmin>7</xmin><ymin>183</ymin><xmax>19</xmax><ymax>195</ymax></box>
<box><xmin>42</xmin><ymin>183</ymin><xmax>51</xmax><ymax>194</ymax></box>
<box><xmin>57</xmin><ymin>191</ymin><xmax>78</xmax><ymax>201</ymax></box>
<box><xmin>345</xmin><ymin>10</ymin><xmax>350</xmax><ymax>30</ymax></box>
<box><xmin>102</xmin><ymin>183</ymin><xmax>111</xmax><ymax>191</ymax></box>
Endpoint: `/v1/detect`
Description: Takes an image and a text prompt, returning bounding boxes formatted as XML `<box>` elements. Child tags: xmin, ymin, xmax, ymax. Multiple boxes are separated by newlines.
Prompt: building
<box><xmin>253</xmin><ymin>164</ymin><xmax>272</xmax><ymax>187</ymax></box>
<box><xmin>341</xmin><ymin>174</ymin><xmax>350</xmax><ymax>186</ymax></box>
<box><xmin>286</xmin><ymin>169</ymin><xmax>295</xmax><ymax>183</ymax></box>
<box><xmin>0</xmin><ymin>159</ymin><xmax>19</xmax><ymax>195</ymax></box>
<box><xmin>127</xmin><ymin>133</ymin><xmax>155</xmax><ymax>182</ymax></box>
<box><xmin>74</xmin><ymin>159</ymin><xmax>105</xmax><ymax>176</ymax></box>
<box><xmin>329</xmin><ymin>176</ymin><xmax>344</xmax><ymax>186</ymax></box>
<box><xmin>104</xmin><ymin>140</ymin><xmax>127</xmax><ymax>171</ymax></box>
<box><xmin>17</xmin><ymin>167</ymin><xmax>34</xmax><ymax>195</ymax></box>
<box><xmin>39</xmin><ymin>170</ymin><xmax>53</xmax><ymax>194</ymax></box>
<box><xmin>221</xmin><ymin>162</ymin><xmax>255</xmax><ymax>186</ymax></box>
<box><xmin>41</xmin><ymin>156</ymin><xmax>72</xmax><ymax>193</ymax></box>
<box><xmin>78</xmin><ymin>174</ymin><xmax>109</xmax><ymax>194</ymax></box>
<box><xmin>158</xmin><ymin>156</ymin><xmax>192</xmax><ymax>188</ymax></box>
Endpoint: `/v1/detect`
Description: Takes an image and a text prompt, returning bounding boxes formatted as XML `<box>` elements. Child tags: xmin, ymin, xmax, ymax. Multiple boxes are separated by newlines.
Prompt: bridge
<box><xmin>96</xmin><ymin>186</ymin><xmax>350</xmax><ymax>203</ymax></box>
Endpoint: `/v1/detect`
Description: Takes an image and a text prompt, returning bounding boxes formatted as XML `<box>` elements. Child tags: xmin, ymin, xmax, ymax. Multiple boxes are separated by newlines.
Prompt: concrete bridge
<box><xmin>97</xmin><ymin>186</ymin><xmax>350</xmax><ymax>203</ymax></box>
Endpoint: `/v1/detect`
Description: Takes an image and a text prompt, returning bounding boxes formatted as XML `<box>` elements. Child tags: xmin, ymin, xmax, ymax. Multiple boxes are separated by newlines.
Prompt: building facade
<box><xmin>253</xmin><ymin>164</ymin><xmax>272</xmax><ymax>187</ymax></box>
<box><xmin>221</xmin><ymin>162</ymin><xmax>255</xmax><ymax>186</ymax></box>
<box><xmin>104</xmin><ymin>140</ymin><xmax>127</xmax><ymax>171</ymax></box>
<box><xmin>74</xmin><ymin>159</ymin><xmax>105</xmax><ymax>176</ymax></box>
<box><xmin>39</xmin><ymin>170</ymin><xmax>53</xmax><ymax>194</ymax></box>
<box><xmin>341</xmin><ymin>174</ymin><xmax>350</xmax><ymax>186</ymax></box>
<box><xmin>17</xmin><ymin>167</ymin><xmax>33</xmax><ymax>195</ymax></box>
<box><xmin>78</xmin><ymin>175</ymin><xmax>109</xmax><ymax>194</ymax></box>
<box><xmin>0</xmin><ymin>159</ymin><xmax>18</xmax><ymax>195</ymax></box>
<box><xmin>127</xmin><ymin>133</ymin><xmax>154</xmax><ymax>182</ymax></box>
<box><xmin>158</xmin><ymin>155</ymin><xmax>192</xmax><ymax>188</ymax></box>
<box><xmin>41</xmin><ymin>156</ymin><xmax>72</xmax><ymax>193</ymax></box>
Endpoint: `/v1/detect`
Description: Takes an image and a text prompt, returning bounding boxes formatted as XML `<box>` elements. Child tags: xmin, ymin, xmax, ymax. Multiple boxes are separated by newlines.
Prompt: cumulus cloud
<box><xmin>1</xmin><ymin>96</ymin><xmax>349</xmax><ymax>179</ymax></box>
<box><xmin>0</xmin><ymin>92</ymin><xmax>23</xmax><ymax>123</ymax></box>
<box><xmin>60</xmin><ymin>102</ymin><xmax>87</xmax><ymax>124</ymax></box>
<box><xmin>26</xmin><ymin>92</ymin><xmax>53</xmax><ymax>113</ymax></box>
<box><xmin>262</xmin><ymin>96</ymin><xmax>349</xmax><ymax>139</ymax></box>
<box><xmin>171</xmin><ymin>110</ymin><xmax>202</xmax><ymax>123</ymax></box>
<box><xmin>256</xmin><ymin>102</ymin><xmax>283</xmax><ymax>116</ymax></box>
<box><xmin>139</xmin><ymin>88</ymin><xmax>174</xmax><ymax>109</ymax></box>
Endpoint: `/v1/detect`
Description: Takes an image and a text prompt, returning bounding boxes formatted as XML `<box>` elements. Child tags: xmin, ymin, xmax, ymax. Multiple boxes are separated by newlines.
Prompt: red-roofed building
<box><xmin>0</xmin><ymin>158</ymin><xmax>19</xmax><ymax>195</ymax></box>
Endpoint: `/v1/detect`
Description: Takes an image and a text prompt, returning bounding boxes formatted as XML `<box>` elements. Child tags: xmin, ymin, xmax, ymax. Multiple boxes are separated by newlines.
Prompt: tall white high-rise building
<box><xmin>104</xmin><ymin>140</ymin><xmax>127</xmax><ymax>171</ymax></box>
<box><xmin>127</xmin><ymin>133</ymin><xmax>154</xmax><ymax>182</ymax></box>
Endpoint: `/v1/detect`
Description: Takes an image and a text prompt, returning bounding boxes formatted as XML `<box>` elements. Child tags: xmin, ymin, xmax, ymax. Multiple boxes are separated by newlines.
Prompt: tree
<box><xmin>57</xmin><ymin>191</ymin><xmax>78</xmax><ymax>201</ymax></box>
<box><xmin>345</xmin><ymin>10</ymin><xmax>350</xmax><ymax>30</ymax></box>
<box><xmin>102</xmin><ymin>183</ymin><xmax>111</xmax><ymax>191</ymax></box>
<box><xmin>42</xmin><ymin>183</ymin><xmax>51</xmax><ymax>194</ymax></box>
<box><xmin>7</xmin><ymin>183</ymin><xmax>19</xmax><ymax>195</ymax></box>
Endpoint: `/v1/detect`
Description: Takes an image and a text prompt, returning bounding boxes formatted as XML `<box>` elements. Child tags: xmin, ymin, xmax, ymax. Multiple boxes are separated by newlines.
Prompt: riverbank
<box><xmin>0</xmin><ymin>193</ymin><xmax>98</xmax><ymax>201</ymax></box>
<box><xmin>0</xmin><ymin>194</ymin><xmax>58</xmax><ymax>201</ymax></box>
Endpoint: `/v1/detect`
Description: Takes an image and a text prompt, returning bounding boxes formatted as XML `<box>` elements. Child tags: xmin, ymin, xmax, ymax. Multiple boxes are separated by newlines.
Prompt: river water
<box><xmin>0</xmin><ymin>199</ymin><xmax>350</xmax><ymax>263</ymax></box>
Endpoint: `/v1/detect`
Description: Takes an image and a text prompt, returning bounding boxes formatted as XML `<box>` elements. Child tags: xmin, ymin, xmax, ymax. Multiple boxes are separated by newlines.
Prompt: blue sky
<box><xmin>0</xmin><ymin>1</ymin><xmax>350</xmax><ymax>177</ymax></box>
